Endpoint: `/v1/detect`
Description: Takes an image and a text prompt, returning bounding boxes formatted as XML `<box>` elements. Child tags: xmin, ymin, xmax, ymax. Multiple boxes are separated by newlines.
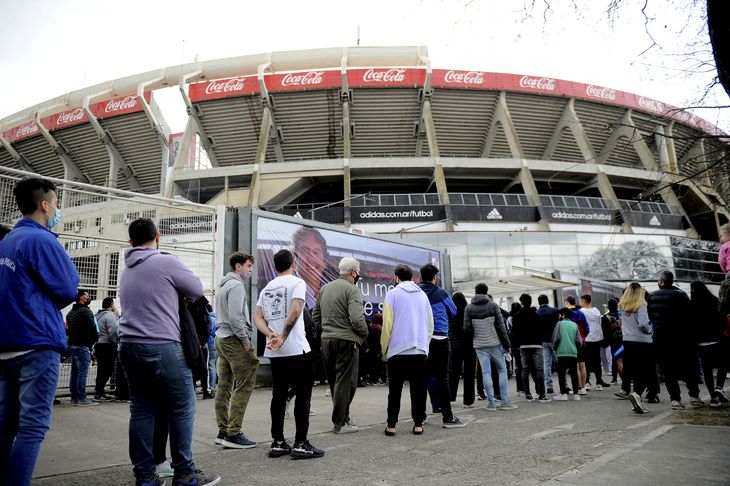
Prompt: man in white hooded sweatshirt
<box><xmin>214</xmin><ymin>252</ymin><xmax>258</xmax><ymax>449</ymax></box>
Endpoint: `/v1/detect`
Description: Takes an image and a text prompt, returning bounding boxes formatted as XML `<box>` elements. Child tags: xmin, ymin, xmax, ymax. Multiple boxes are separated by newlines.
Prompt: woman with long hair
<box><xmin>617</xmin><ymin>282</ymin><xmax>656</xmax><ymax>414</ymax></box>
<box><xmin>690</xmin><ymin>280</ymin><xmax>729</xmax><ymax>407</ymax></box>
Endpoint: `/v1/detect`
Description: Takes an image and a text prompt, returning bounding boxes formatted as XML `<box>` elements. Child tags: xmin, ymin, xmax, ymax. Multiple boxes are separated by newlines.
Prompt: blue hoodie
<box><xmin>418</xmin><ymin>281</ymin><xmax>457</xmax><ymax>337</ymax></box>
<box><xmin>0</xmin><ymin>218</ymin><xmax>79</xmax><ymax>353</ymax></box>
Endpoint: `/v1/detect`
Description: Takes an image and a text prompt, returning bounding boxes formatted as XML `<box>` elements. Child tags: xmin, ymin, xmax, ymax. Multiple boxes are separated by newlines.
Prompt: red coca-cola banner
<box><xmin>44</xmin><ymin>107</ymin><xmax>89</xmax><ymax>131</ymax></box>
<box><xmin>2</xmin><ymin>121</ymin><xmax>40</xmax><ymax>143</ymax></box>
<box><xmin>431</xmin><ymin>69</ymin><xmax>489</xmax><ymax>89</ymax></box>
<box><xmin>90</xmin><ymin>91</ymin><xmax>151</xmax><ymax>119</ymax></box>
<box><xmin>189</xmin><ymin>75</ymin><xmax>260</xmax><ymax>102</ymax></box>
<box><xmin>347</xmin><ymin>68</ymin><xmax>426</xmax><ymax>88</ymax></box>
<box><xmin>267</xmin><ymin>70</ymin><xmax>341</xmax><ymax>92</ymax></box>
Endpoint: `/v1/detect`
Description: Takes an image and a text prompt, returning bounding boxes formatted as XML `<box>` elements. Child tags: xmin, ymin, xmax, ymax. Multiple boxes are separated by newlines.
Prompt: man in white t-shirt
<box><xmin>254</xmin><ymin>249</ymin><xmax>324</xmax><ymax>460</ymax></box>
<box><xmin>579</xmin><ymin>294</ymin><xmax>610</xmax><ymax>390</ymax></box>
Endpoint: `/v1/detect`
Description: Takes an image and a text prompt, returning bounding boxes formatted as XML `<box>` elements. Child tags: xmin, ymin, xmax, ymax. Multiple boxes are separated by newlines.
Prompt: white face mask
<box><xmin>243</xmin><ymin>270</ymin><xmax>253</xmax><ymax>280</ymax></box>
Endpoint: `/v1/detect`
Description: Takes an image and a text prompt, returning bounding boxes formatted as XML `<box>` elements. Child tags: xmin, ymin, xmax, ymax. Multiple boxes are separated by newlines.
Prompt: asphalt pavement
<box><xmin>33</xmin><ymin>379</ymin><xmax>730</xmax><ymax>485</ymax></box>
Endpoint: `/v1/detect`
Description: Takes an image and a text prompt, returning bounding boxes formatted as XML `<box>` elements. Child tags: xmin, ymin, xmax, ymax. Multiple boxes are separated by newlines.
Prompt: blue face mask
<box><xmin>47</xmin><ymin>206</ymin><xmax>61</xmax><ymax>229</ymax></box>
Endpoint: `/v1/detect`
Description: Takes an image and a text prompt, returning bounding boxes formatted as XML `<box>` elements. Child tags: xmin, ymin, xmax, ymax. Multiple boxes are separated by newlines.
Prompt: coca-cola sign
<box><xmin>637</xmin><ymin>96</ymin><xmax>665</xmax><ymax>114</ymax></box>
<box><xmin>363</xmin><ymin>68</ymin><xmax>406</xmax><ymax>83</ymax></box>
<box><xmin>347</xmin><ymin>68</ymin><xmax>425</xmax><ymax>88</ymax></box>
<box><xmin>282</xmin><ymin>71</ymin><xmax>324</xmax><ymax>87</ymax></box>
<box><xmin>105</xmin><ymin>96</ymin><xmax>137</xmax><ymax>113</ymax></box>
<box><xmin>189</xmin><ymin>76</ymin><xmax>259</xmax><ymax>102</ymax></box>
<box><xmin>56</xmin><ymin>108</ymin><xmax>86</xmax><ymax>125</ymax></box>
<box><xmin>205</xmin><ymin>77</ymin><xmax>247</xmax><ymax>95</ymax></box>
<box><xmin>519</xmin><ymin>75</ymin><xmax>556</xmax><ymax>91</ymax></box>
<box><xmin>15</xmin><ymin>122</ymin><xmax>38</xmax><ymax>139</ymax></box>
<box><xmin>585</xmin><ymin>85</ymin><xmax>616</xmax><ymax>101</ymax></box>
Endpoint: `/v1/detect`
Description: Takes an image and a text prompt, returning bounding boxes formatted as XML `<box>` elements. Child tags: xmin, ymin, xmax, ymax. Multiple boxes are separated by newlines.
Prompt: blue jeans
<box><xmin>475</xmin><ymin>346</ymin><xmax>511</xmax><ymax>406</ymax></box>
<box><xmin>0</xmin><ymin>350</ymin><xmax>60</xmax><ymax>486</ymax></box>
<box><xmin>68</xmin><ymin>346</ymin><xmax>91</xmax><ymax>403</ymax></box>
<box><xmin>543</xmin><ymin>343</ymin><xmax>555</xmax><ymax>389</ymax></box>
<box><xmin>119</xmin><ymin>342</ymin><xmax>196</xmax><ymax>482</ymax></box>
<box><xmin>207</xmin><ymin>345</ymin><xmax>218</xmax><ymax>393</ymax></box>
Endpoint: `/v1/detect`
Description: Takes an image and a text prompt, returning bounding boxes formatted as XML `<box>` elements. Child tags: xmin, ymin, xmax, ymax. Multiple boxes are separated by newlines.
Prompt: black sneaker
<box><xmin>715</xmin><ymin>388</ymin><xmax>729</xmax><ymax>404</ymax></box>
<box><xmin>291</xmin><ymin>440</ymin><xmax>325</xmax><ymax>460</ymax></box>
<box><xmin>547</xmin><ymin>388</ymin><xmax>554</xmax><ymax>394</ymax></box>
<box><xmin>221</xmin><ymin>432</ymin><xmax>256</xmax><ymax>449</ymax></box>
<box><xmin>92</xmin><ymin>395</ymin><xmax>114</xmax><ymax>403</ymax></box>
<box><xmin>442</xmin><ymin>417</ymin><xmax>467</xmax><ymax>429</ymax></box>
<box><xmin>172</xmin><ymin>469</ymin><xmax>220</xmax><ymax>486</ymax></box>
<box><xmin>268</xmin><ymin>440</ymin><xmax>292</xmax><ymax>458</ymax></box>
<box><xmin>525</xmin><ymin>394</ymin><xmax>534</xmax><ymax>402</ymax></box>
<box><xmin>646</xmin><ymin>395</ymin><xmax>660</xmax><ymax>404</ymax></box>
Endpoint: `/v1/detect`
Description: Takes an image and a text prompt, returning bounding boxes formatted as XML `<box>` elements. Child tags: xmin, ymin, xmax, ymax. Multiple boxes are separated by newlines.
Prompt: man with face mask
<box><xmin>213</xmin><ymin>252</ymin><xmax>259</xmax><ymax>449</ymax></box>
<box><xmin>312</xmin><ymin>257</ymin><xmax>368</xmax><ymax>434</ymax></box>
<box><xmin>0</xmin><ymin>177</ymin><xmax>79</xmax><ymax>486</ymax></box>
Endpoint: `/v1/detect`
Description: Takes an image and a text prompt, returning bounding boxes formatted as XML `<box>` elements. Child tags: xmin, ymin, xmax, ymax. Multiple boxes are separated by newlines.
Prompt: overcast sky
<box><xmin>1</xmin><ymin>0</ymin><xmax>727</xmax><ymax>133</ymax></box>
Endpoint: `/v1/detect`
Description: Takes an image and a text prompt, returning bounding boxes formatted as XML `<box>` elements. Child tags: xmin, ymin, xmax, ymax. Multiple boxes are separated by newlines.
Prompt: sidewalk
<box><xmin>34</xmin><ymin>381</ymin><xmax>730</xmax><ymax>485</ymax></box>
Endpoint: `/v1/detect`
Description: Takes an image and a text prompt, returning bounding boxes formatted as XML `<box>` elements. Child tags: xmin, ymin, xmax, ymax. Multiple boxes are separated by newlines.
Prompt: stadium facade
<box><xmin>1</xmin><ymin>46</ymin><xmax>728</xmax><ymax>295</ymax></box>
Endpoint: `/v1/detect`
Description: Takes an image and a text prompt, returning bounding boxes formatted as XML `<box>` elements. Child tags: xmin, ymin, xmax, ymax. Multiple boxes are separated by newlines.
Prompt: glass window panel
<box><xmin>505</xmin><ymin>194</ymin><xmax>519</xmax><ymax>206</ymax></box>
<box><xmin>425</xmin><ymin>194</ymin><xmax>441</xmax><ymax>205</ymax></box>
<box><xmin>540</xmin><ymin>195</ymin><xmax>552</xmax><ymax>206</ymax></box>
<box><xmin>410</xmin><ymin>194</ymin><xmax>425</xmax><ymax>205</ymax></box>
<box><xmin>462</xmin><ymin>193</ymin><xmax>477</xmax><ymax>205</ymax></box>
<box><xmin>491</xmin><ymin>194</ymin><xmax>506</xmax><ymax>206</ymax></box>
<box><xmin>395</xmin><ymin>195</ymin><xmax>409</xmax><ymax>206</ymax></box>
<box><xmin>478</xmin><ymin>194</ymin><xmax>492</xmax><ymax>205</ymax></box>
<box><xmin>381</xmin><ymin>195</ymin><xmax>395</xmax><ymax>206</ymax></box>
<box><xmin>552</xmin><ymin>196</ymin><xmax>565</xmax><ymax>207</ymax></box>
<box><xmin>518</xmin><ymin>195</ymin><xmax>529</xmax><ymax>206</ymax></box>
<box><xmin>588</xmin><ymin>198</ymin><xmax>604</xmax><ymax>209</ymax></box>
<box><xmin>577</xmin><ymin>198</ymin><xmax>591</xmax><ymax>208</ymax></box>
<box><xmin>565</xmin><ymin>197</ymin><xmax>578</xmax><ymax>208</ymax></box>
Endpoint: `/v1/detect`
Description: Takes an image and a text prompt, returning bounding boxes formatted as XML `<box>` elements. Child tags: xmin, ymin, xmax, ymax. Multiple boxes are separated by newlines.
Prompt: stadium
<box><xmin>1</xmin><ymin>45</ymin><xmax>729</xmax><ymax>300</ymax></box>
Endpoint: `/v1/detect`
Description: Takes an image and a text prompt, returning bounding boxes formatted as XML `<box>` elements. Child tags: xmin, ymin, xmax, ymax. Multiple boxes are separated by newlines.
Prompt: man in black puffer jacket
<box><xmin>647</xmin><ymin>270</ymin><xmax>701</xmax><ymax>410</ymax></box>
<box><xmin>66</xmin><ymin>290</ymin><xmax>99</xmax><ymax>406</ymax></box>
<box><xmin>511</xmin><ymin>294</ymin><xmax>549</xmax><ymax>402</ymax></box>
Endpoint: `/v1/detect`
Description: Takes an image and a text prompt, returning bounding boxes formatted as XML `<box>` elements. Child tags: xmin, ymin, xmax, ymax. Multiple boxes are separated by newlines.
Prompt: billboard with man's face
<box><xmin>255</xmin><ymin>216</ymin><xmax>441</xmax><ymax>317</ymax></box>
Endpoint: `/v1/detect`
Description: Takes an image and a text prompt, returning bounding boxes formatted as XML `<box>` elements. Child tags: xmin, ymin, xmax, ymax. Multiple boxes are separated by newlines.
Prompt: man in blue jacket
<box><xmin>418</xmin><ymin>264</ymin><xmax>466</xmax><ymax>428</ymax></box>
<box><xmin>0</xmin><ymin>177</ymin><xmax>79</xmax><ymax>486</ymax></box>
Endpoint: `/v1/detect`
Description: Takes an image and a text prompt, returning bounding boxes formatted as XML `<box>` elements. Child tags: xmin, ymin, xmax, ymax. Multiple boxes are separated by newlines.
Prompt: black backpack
<box><xmin>179</xmin><ymin>295</ymin><xmax>211</xmax><ymax>379</ymax></box>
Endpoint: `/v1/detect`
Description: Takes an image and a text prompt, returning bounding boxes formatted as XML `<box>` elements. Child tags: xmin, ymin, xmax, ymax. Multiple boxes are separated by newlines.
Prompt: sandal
<box><xmin>412</xmin><ymin>425</ymin><xmax>424</xmax><ymax>435</ymax></box>
<box><xmin>384</xmin><ymin>427</ymin><xmax>396</xmax><ymax>436</ymax></box>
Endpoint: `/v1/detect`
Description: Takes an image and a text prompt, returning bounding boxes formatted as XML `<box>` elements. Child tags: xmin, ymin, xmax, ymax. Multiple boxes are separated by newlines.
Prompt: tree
<box><xmin>581</xmin><ymin>240</ymin><xmax>670</xmax><ymax>280</ymax></box>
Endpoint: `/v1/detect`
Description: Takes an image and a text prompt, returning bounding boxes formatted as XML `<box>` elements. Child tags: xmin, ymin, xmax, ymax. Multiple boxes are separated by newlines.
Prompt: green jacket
<box><xmin>552</xmin><ymin>319</ymin><xmax>583</xmax><ymax>358</ymax></box>
<box><xmin>312</xmin><ymin>277</ymin><xmax>368</xmax><ymax>344</ymax></box>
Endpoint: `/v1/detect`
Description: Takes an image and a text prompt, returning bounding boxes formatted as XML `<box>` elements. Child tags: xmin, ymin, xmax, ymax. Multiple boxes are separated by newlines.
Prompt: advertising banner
<box><xmin>543</xmin><ymin>207</ymin><xmax>620</xmax><ymax>225</ymax></box>
<box><xmin>2</xmin><ymin>121</ymin><xmax>40</xmax><ymax>143</ymax></box>
<box><xmin>188</xmin><ymin>75</ymin><xmax>261</xmax><ymax>102</ymax></box>
<box><xmin>267</xmin><ymin>70</ymin><xmax>341</xmax><ymax>92</ymax></box>
<box><xmin>351</xmin><ymin>205</ymin><xmax>445</xmax><ymax>224</ymax></box>
<box><xmin>451</xmin><ymin>205</ymin><xmax>539</xmax><ymax>222</ymax></box>
<box><xmin>623</xmin><ymin>212</ymin><xmax>686</xmax><ymax>230</ymax></box>
<box><xmin>347</xmin><ymin>68</ymin><xmax>426</xmax><ymax>88</ymax></box>
<box><xmin>255</xmin><ymin>216</ymin><xmax>441</xmax><ymax>316</ymax></box>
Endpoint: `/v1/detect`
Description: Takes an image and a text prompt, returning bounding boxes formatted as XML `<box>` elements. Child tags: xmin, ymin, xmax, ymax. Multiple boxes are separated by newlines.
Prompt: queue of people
<box><xmin>1</xmin><ymin>176</ymin><xmax>730</xmax><ymax>486</ymax></box>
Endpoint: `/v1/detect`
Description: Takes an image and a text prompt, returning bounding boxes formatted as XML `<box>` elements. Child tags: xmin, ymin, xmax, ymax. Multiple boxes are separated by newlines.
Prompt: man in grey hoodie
<box><xmin>118</xmin><ymin>218</ymin><xmax>220</xmax><ymax>486</ymax></box>
<box><xmin>93</xmin><ymin>297</ymin><xmax>119</xmax><ymax>402</ymax></box>
<box><xmin>464</xmin><ymin>283</ymin><xmax>516</xmax><ymax>411</ymax></box>
<box><xmin>214</xmin><ymin>252</ymin><xmax>258</xmax><ymax>450</ymax></box>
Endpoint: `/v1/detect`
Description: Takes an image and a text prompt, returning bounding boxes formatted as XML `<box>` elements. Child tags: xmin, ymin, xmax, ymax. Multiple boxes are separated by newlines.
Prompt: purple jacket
<box><xmin>119</xmin><ymin>247</ymin><xmax>203</xmax><ymax>344</ymax></box>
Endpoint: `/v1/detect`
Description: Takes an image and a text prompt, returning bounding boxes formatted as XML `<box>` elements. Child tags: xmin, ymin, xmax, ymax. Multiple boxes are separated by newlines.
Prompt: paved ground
<box><xmin>33</xmin><ymin>380</ymin><xmax>730</xmax><ymax>485</ymax></box>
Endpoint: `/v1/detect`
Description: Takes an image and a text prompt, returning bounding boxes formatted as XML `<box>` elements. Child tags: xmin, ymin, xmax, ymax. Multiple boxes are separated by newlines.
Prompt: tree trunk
<box><xmin>707</xmin><ymin>0</ymin><xmax>730</xmax><ymax>99</ymax></box>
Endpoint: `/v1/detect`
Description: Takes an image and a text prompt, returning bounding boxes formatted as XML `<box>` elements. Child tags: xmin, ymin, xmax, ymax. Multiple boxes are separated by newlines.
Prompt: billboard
<box><xmin>255</xmin><ymin>216</ymin><xmax>441</xmax><ymax>317</ymax></box>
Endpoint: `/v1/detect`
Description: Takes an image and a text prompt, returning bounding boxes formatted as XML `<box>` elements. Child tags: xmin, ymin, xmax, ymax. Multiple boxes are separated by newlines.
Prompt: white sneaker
<box><xmin>578</xmin><ymin>388</ymin><xmax>588</xmax><ymax>396</ymax></box>
<box><xmin>156</xmin><ymin>460</ymin><xmax>174</xmax><ymax>478</ymax></box>
<box><xmin>573</xmin><ymin>394</ymin><xmax>581</xmax><ymax>401</ymax></box>
<box><xmin>595</xmin><ymin>384</ymin><xmax>603</xmax><ymax>391</ymax></box>
<box><xmin>553</xmin><ymin>394</ymin><xmax>568</xmax><ymax>401</ymax></box>
<box><xmin>671</xmin><ymin>400</ymin><xmax>685</xmax><ymax>410</ymax></box>
<box><xmin>334</xmin><ymin>423</ymin><xmax>359</xmax><ymax>434</ymax></box>
<box><xmin>309</xmin><ymin>408</ymin><xmax>317</xmax><ymax>416</ymax></box>
<box><xmin>585</xmin><ymin>383</ymin><xmax>592</xmax><ymax>390</ymax></box>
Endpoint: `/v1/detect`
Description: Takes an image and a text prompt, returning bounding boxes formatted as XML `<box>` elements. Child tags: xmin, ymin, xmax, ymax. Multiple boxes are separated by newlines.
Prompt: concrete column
<box><xmin>654</xmin><ymin>124</ymin><xmax>671</xmax><ymax>172</ymax></box>
<box><xmin>423</xmin><ymin>99</ymin><xmax>454</xmax><ymax>231</ymax></box>
<box><xmin>596</xmin><ymin>170</ymin><xmax>633</xmax><ymax>234</ymax></box>
<box><xmin>247</xmin><ymin>106</ymin><xmax>272</xmax><ymax>208</ymax></box>
<box><xmin>482</xmin><ymin>92</ymin><xmax>524</xmax><ymax>159</ymax></box>
<box><xmin>542</xmin><ymin>98</ymin><xmax>596</xmax><ymax>163</ymax></box>
<box><xmin>517</xmin><ymin>161</ymin><xmax>550</xmax><ymax>231</ymax></box>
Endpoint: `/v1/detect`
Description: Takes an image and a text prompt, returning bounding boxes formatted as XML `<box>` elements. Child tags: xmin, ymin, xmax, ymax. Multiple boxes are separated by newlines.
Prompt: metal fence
<box><xmin>0</xmin><ymin>166</ymin><xmax>219</xmax><ymax>393</ymax></box>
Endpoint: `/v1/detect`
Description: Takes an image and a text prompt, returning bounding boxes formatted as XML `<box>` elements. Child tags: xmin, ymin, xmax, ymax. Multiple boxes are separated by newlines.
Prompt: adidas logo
<box><xmin>649</xmin><ymin>216</ymin><xmax>660</xmax><ymax>226</ymax></box>
<box><xmin>487</xmin><ymin>208</ymin><xmax>503</xmax><ymax>220</ymax></box>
